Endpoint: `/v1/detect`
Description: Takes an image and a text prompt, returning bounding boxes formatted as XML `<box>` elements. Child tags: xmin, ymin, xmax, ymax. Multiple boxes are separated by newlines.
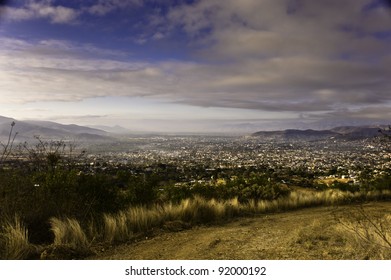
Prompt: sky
<box><xmin>0</xmin><ymin>0</ymin><xmax>390</xmax><ymax>133</ymax></box>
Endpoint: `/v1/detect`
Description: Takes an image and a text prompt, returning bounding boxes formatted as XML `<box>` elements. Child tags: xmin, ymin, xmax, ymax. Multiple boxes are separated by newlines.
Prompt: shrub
<box><xmin>161</xmin><ymin>174</ymin><xmax>291</xmax><ymax>203</ymax></box>
<box><xmin>331</xmin><ymin>181</ymin><xmax>359</xmax><ymax>193</ymax></box>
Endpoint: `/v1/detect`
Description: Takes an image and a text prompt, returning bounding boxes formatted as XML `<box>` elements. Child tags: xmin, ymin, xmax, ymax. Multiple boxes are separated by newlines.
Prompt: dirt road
<box><xmin>91</xmin><ymin>202</ymin><xmax>391</xmax><ymax>260</ymax></box>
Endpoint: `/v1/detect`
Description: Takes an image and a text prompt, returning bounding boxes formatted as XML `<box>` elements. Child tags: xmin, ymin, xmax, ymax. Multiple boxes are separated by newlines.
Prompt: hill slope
<box><xmin>0</xmin><ymin>115</ymin><xmax>113</xmax><ymax>142</ymax></box>
<box><xmin>91</xmin><ymin>202</ymin><xmax>391</xmax><ymax>260</ymax></box>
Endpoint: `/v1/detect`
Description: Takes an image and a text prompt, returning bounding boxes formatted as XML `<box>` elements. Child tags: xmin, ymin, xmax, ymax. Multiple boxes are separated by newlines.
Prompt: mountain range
<box><xmin>252</xmin><ymin>126</ymin><xmax>385</xmax><ymax>141</ymax></box>
<box><xmin>0</xmin><ymin>115</ymin><xmax>114</xmax><ymax>143</ymax></box>
<box><xmin>0</xmin><ymin>115</ymin><xmax>387</xmax><ymax>143</ymax></box>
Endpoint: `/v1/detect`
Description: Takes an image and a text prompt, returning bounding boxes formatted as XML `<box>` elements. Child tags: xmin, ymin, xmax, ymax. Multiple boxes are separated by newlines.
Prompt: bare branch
<box><xmin>0</xmin><ymin>122</ymin><xmax>18</xmax><ymax>165</ymax></box>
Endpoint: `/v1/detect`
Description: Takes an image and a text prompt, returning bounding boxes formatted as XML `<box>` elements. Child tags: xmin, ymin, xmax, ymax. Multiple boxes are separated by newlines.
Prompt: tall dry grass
<box><xmin>49</xmin><ymin>217</ymin><xmax>89</xmax><ymax>249</ymax></box>
<box><xmin>94</xmin><ymin>189</ymin><xmax>391</xmax><ymax>247</ymax></box>
<box><xmin>61</xmin><ymin>189</ymin><xmax>391</xmax><ymax>247</ymax></box>
<box><xmin>103</xmin><ymin>212</ymin><xmax>133</xmax><ymax>243</ymax></box>
<box><xmin>125</xmin><ymin>206</ymin><xmax>163</xmax><ymax>232</ymax></box>
<box><xmin>0</xmin><ymin>216</ymin><xmax>36</xmax><ymax>259</ymax></box>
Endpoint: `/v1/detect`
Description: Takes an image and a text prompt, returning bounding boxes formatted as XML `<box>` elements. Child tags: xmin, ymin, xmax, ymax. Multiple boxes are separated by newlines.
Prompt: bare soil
<box><xmin>90</xmin><ymin>202</ymin><xmax>391</xmax><ymax>260</ymax></box>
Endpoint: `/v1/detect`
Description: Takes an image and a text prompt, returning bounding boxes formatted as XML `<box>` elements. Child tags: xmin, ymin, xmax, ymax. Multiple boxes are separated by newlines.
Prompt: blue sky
<box><xmin>0</xmin><ymin>0</ymin><xmax>390</xmax><ymax>133</ymax></box>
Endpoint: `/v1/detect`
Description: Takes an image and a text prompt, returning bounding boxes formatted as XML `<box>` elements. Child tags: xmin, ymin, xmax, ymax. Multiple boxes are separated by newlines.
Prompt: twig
<box><xmin>0</xmin><ymin>122</ymin><xmax>18</xmax><ymax>165</ymax></box>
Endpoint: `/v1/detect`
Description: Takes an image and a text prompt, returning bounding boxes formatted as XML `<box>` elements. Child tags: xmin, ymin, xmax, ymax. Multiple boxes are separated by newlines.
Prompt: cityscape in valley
<box><xmin>86</xmin><ymin>132</ymin><xmax>390</xmax><ymax>187</ymax></box>
<box><xmin>1</xmin><ymin>115</ymin><xmax>390</xmax><ymax>194</ymax></box>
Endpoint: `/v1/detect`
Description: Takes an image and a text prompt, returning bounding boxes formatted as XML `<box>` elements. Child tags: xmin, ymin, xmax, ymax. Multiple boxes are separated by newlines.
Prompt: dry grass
<box><xmin>3</xmin><ymin>188</ymin><xmax>391</xmax><ymax>259</ymax></box>
<box><xmin>50</xmin><ymin>217</ymin><xmax>89</xmax><ymax>249</ymax></box>
<box><xmin>103</xmin><ymin>212</ymin><xmax>133</xmax><ymax>243</ymax></box>
<box><xmin>87</xmin><ymin>189</ymin><xmax>391</xmax><ymax>247</ymax></box>
<box><xmin>125</xmin><ymin>206</ymin><xmax>163</xmax><ymax>232</ymax></box>
<box><xmin>291</xmin><ymin>219</ymin><xmax>355</xmax><ymax>259</ymax></box>
<box><xmin>0</xmin><ymin>216</ymin><xmax>36</xmax><ymax>259</ymax></box>
<box><xmin>337</xmin><ymin>206</ymin><xmax>391</xmax><ymax>259</ymax></box>
<box><xmin>94</xmin><ymin>189</ymin><xmax>391</xmax><ymax>246</ymax></box>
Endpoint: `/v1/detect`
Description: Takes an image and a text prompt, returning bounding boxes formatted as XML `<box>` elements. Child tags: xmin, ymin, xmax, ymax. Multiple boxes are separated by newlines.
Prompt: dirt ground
<box><xmin>90</xmin><ymin>202</ymin><xmax>391</xmax><ymax>260</ymax></box>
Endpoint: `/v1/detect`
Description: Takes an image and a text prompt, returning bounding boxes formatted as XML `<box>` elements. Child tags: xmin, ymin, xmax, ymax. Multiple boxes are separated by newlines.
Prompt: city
<box><xmin>84</xmin><ymin>135</ymin><xmax>391</xmax><ymax>189</ymax></box>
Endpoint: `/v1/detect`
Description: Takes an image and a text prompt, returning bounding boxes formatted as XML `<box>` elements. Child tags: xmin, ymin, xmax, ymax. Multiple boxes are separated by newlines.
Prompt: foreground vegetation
<box><xmin>2</xmin><ymin>188</ymin><xmax>391</xmax><ymax>259</ymax></box>
<box><xmin>1</xmin><ymin>124</ymin><xmax>391</xmax><ymax>259</ymax></box>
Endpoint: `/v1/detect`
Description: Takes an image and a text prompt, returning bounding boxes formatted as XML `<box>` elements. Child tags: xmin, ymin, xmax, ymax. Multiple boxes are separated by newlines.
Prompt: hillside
<box><xmin>0</xmin><ymin>115</ymin><xmax>113</xmax><ymax>142</ymax></box>
<box><xmin>90</xmin><ymin>202</ymin><xmax>391</xmax><ymax>260</ymax></box>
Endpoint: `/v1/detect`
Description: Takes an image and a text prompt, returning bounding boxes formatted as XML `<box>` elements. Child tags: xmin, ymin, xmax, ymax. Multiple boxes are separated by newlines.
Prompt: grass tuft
<box><xmin>0</xmin><ymin>216</ymin><xmax>36</xmax><ymax>259</ymax></box>
<box><xmin>49</xmin><ymin>217</ymin><xmax>89</xmax><ymax>249</ymax></box>
<box><xmin>103</xmin><ymin>212</ymin><xmax>133</xmax><ymax>243</ymax></box>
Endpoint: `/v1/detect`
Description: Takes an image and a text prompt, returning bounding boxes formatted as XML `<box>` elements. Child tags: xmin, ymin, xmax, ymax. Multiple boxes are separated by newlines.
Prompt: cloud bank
<box><xmin>0</xmin><ymin>0</ymin><xmax>390</xmax><ymax>123</ymax></box>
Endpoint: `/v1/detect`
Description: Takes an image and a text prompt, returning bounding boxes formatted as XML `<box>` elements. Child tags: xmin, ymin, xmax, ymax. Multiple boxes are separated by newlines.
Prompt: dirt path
<box><xmin>91</xmin><ymin>202</ymin><xmax>391</xmax><ymax>260</ymax></box>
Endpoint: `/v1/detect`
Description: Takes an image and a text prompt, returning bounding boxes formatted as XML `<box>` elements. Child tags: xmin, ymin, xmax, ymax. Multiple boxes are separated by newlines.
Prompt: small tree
<box><xmin>22</xmin><ymin>136</ymin><xmax>84</xmax><ymax>172</ymax></box>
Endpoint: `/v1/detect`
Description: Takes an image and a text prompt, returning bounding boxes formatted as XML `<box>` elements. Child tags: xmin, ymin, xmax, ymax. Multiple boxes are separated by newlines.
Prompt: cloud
<box><xmin>0</xmin><ymin>34</ymin><xmax>390</xmax><ymax>116</ymax></box>
<box><xmin>164</xmin><ymin>0</ymin><xmax>391</xmax><ymax>59</ymax></box>
<box><xmin>2</xmin><ymin>0</ymin><xmax>142</xmax><ymax>24</ymax></box>
<box><xmin>86</xmin><ymin>0</ymin><xmax>142</xmax><ymax>16</ymax></box>
<box><xmin>48</xmin><ymin>114</ymin><xmax>110</xmax><ymax>122</ymax></box>
<box><xmin>3</xmin><ymin>0</ymin><xmax>79</xmax><ymax>24</ymax></box>
<box><xmin>159</xmin><ymin>0</ymin><xmax>391</xmax><ymax>113</ymax></box>
<box><xmin>0</xmin><ymin>1</ymin><xmax>390</xmax><ymax>125</ymax></box>
<box><xmin>0</xmin><ymin>38</ymin><xmax>155</xmax><ymax>102</ymax></box>
<box><xmin>308</xmin><ymin>105</ymin><xmax>391</xmax><ymax>121</ymax></box>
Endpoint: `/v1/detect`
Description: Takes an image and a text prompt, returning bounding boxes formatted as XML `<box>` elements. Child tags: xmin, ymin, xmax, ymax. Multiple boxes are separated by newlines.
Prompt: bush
<box><xmin>161</xmin><ymin>174</ymin><xmax>291</xmax><ymax>203</ymax></box>
<box><xmin>331</xmin><ymin>181</ymin><xmax>359</xmax><ymax>193</ymax></box>
<box><xmin>0</xmin><ymin>167</ymin><xmax>138</xmax><ymax>244</ymax></box>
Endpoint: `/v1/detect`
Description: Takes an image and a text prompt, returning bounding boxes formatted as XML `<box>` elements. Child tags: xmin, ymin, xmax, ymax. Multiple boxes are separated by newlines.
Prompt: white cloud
<box><xmin>2</xmin><ymin>0</ymin><xmax>143</xmax><ymax>24</ymax></box>
<box><xmin>36</xmin><ymin>5</ymin><xmax>78</xmax><ymax>23</ymax></box>
<box><xmin>4</xmin><ymin>0</ymin><xmax>79</xmax><ymax>24</ymax></box>
<box><xmin>87</xmin><ymin>0</ymin><xmax>142</xmax><ymax>16</ymax></box>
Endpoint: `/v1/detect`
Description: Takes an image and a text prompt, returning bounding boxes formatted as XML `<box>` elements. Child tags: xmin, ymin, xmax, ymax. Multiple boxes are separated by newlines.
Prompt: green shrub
<box><xmin>331</xmin><ymin>181</ymin><xmax>359</xmax><ymax>193</ymax></box>
<box><xmin>160</xmin><ymin>174</ymin><xmax>291</xmax><ymax>203</ymax></box>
